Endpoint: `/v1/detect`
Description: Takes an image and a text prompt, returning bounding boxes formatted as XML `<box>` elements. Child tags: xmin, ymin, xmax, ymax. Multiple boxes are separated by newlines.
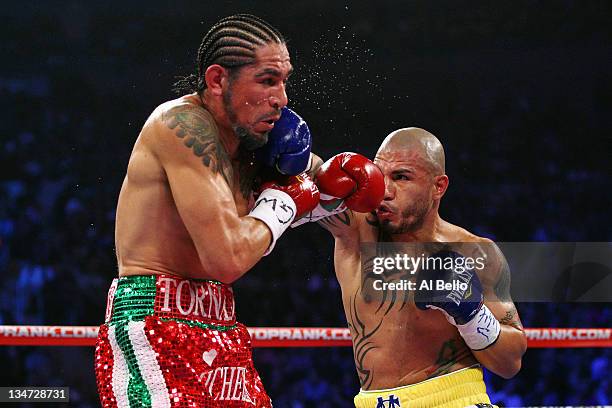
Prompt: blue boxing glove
<box><xmin>255</xmin><ymin>107</ymin><xmax>312</xmax><ymax>175</ymax></box>
<box><xmin>415</xmin><ymin>250</ymin><xmax>501</xmax><ymax>350</ymax></box>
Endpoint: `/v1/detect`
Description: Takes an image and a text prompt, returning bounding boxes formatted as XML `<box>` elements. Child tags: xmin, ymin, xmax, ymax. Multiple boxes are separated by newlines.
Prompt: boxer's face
<box><xmin>223</xmin><ymin>42</ymin><xmax>292</xmax><ymax>150</ymax></box>
<box><xmin>374</xmin><ymin>150</ymin><xmax>437</xmax><ymax>234</ymax></box>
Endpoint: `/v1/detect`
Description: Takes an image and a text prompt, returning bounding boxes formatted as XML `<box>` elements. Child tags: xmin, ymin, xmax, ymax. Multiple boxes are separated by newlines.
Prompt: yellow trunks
<box><xmin>354</xmin><ymin>367</ymin><xmax>494</xmax><ymax>408</ymax></box>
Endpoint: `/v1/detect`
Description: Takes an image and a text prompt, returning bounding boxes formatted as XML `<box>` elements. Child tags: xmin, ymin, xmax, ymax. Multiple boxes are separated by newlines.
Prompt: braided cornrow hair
<box><xmin>173</xmin><ymin>14</ymin><xmax>285</xmax><ymax>95</ymax></box>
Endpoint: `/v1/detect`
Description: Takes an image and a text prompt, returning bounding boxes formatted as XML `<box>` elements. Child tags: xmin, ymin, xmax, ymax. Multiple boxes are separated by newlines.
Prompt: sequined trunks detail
<box><xmin>94</xmin><ymin>275</ymin><xmax>271</xmax><ymax>407</ymax></box>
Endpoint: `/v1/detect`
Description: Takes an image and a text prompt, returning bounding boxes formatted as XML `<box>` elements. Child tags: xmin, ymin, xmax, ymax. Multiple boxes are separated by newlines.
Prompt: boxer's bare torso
<box><xmin>322</xmin><ymin>211</ymin><xmax>495</xmax><ymax>390</ymax></box>
<box><xmin>313</xmin><ymin>128</ymin><xmax>525</xmax><ymax>389</ymax></box>
<box><xmin>115</xmin><ymin>94</ymin><xmax>257</xmax><ymax>280</ymax></box>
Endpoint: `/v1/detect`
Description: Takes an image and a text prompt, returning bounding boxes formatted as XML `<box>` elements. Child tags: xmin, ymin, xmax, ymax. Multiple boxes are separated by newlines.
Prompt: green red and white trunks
<box><xmin>94</xmin><ymin>274</ymin><xmax>272</xmax><ymax>407</ymax></box>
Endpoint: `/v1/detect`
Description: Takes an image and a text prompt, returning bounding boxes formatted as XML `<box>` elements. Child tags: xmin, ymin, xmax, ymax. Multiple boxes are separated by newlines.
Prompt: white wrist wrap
<box><xmin>291</xmin><ymin>193</ymin><xmax>347</xmax><ymax>227</ymax></box>
<box><xmin>457</xmin><ymin>304</ymin><xmax>501</xmax><ymax>350</ymax></box>
<box><xmin>248</xmin><ymin>189</ymin><xmax>297</xmax><ymax>256</ymax></box>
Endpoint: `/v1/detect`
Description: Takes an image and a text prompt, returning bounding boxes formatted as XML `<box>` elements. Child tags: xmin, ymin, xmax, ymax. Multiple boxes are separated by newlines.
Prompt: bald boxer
<box><xmin>95</xmin><ymin>14</ymin><xmax>319</xmax><ymax>407</ymax></box>
<box><xmin>303</xmin><ymin>128</ymin><xmax>527</xmax><ymax>407</ymax></box>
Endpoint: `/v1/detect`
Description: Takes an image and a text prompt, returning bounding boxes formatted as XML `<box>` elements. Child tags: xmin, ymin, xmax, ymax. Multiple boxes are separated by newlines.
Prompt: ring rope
<box><xmin>0</xmin><ymin>326</ymin><xmax>610</xmax><ymax>348</ymax></box>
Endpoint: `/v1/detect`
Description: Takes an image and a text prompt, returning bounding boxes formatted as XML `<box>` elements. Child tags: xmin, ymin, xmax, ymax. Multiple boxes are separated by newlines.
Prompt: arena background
<box><xmin>1</xmin><ymin>1</ymin><xmax>610</xmax><ymax>406</ymax></box>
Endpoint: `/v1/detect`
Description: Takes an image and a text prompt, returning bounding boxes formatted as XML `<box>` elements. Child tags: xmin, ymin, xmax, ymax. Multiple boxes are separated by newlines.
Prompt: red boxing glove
<box><xmin>259</xmin><ymin>173</ymin><xmax>320</xmax><ymax>218</ymax></box>
<box><xmin>316</xmin><ymin>152</ymin><xmax>384</xmax><ymax>213</ymax></box>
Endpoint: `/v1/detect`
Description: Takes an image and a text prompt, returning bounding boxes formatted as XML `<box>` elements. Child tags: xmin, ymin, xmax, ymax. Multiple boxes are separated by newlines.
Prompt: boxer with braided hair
<box><xmin>95</xmin><ymin>14</ymin><xmax>317</xmax><ymax>407</ymax></box>
<box><xmin>174</xmin><ymin>13</ymin><xmax>285</xmax><ymax>94</ymax></box>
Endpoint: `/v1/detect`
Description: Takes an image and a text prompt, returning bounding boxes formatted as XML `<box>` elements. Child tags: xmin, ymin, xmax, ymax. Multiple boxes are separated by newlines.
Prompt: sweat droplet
<box><xmin>289</xmin><ymin>26</ymin><xmax>385</xmax><ymax>123</ymax></box>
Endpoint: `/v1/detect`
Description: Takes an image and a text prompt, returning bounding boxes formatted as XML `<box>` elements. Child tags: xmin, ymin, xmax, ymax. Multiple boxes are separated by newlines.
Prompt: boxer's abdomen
<box><xmin>336</xmin><ymin>248</ymin><xmax>477</xmax><ymax>390</ymax></box>
<box><xmin>347</xmin><ymin>302</ymin><xmax>477</xmax><ymax>390</ymax></box>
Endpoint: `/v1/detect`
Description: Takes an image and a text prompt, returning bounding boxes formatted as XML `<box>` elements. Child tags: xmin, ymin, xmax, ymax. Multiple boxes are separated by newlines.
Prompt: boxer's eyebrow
<box><xmin>255</xmin><ymin>68</ymin><xmax>280</xmax><ymax>77</ymax></box>
<box><xmin>392</xmin><ymin>168</ymin><xmax>414</xmax><ymax>175</ymax></box>
<box><xmin>255</xmin><ymin>67</ymin><xmax>294</xmax><ymax>78</ymax></box>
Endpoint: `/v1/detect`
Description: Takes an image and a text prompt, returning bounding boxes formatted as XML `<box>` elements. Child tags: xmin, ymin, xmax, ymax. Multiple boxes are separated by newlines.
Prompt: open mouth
<box><xmin>377</xmin><ymin>204</ymin><xmax>392</xmax><ymax>213</ymax></box>
<box><xmin>255</xmin><ymin>121</ymin><xmax>275</xmax><ymax>132</ymax></box>
<box><xmin>261</xmin><ymin>115</ymin><xmax>281</xmax><ymax>124</ymax></box>
<box><xmin>255</xmin><ymin>115</ymin><xmax>281</xmax><ymax>132</ymax></box>
<box><xmin>376</xmin><ymin>204</ymin><xmax>394</xmax><ymax>218</ymax></box>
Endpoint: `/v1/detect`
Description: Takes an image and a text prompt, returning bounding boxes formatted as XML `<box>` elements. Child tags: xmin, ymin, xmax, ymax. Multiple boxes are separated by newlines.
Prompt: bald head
<box><xmin>377</xmin><ymin>127</ymin><xmax>445</xmax><ymax>175</ymax></box>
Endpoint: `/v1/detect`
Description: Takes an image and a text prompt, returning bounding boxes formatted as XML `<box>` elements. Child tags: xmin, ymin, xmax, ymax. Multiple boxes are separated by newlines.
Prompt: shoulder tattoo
<box><xmin>162</xmin><ymin>105</ymin><xmax>233</xmax><ymax>187</ymax></box>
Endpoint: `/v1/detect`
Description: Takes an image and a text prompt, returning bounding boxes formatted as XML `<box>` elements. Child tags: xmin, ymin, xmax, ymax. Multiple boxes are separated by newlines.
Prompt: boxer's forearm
<box><xmin>192</xmin><ymin>212</ymin><xmax>271</xmax><ymax>284</ymax></box>
<box><xmin>472</xmin><ymin>324</ymin><xmax>527</xmax><ymax>379</ymax></box>
<box><xmin>222</xmin><ymin>217</ymin><xmax>273</xmax><ymax>280</ymax></box>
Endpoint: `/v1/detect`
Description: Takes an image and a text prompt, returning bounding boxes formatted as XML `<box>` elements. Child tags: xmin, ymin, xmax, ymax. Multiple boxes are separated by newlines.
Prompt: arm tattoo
<box><xmin>318</xmin><ymin>211</ymin><xmax>352</xmax><ymax>229</ymax></box>
<box><xmin>499</xmin><ymin>305</ymin><xmax>523</xmax><ymax>331</ymax></box>
<box><xmin>162</xmin><ymin>105</ymin><xmax>233</xmax><ymax>187</ymax></box>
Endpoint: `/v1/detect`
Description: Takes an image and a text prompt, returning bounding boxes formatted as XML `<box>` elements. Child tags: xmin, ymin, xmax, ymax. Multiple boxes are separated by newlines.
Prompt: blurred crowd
<box><xmin>1</xmin><ymin>1</ymin><xmax>610</xmax><ymax>406</ymax></box>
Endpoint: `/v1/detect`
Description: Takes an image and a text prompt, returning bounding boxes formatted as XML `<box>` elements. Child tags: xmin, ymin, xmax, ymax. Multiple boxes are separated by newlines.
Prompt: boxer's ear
<box><xmin>204</xmin><ymin>65</ymin><xmax>228</xmax><ymax>96</ymax></box>
<box><xmin>432</xmin><ymin>174</ymin><xmax>449</xmax><ymax>200</ymax></box>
